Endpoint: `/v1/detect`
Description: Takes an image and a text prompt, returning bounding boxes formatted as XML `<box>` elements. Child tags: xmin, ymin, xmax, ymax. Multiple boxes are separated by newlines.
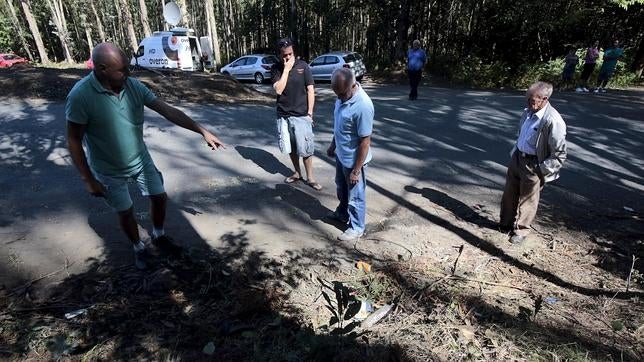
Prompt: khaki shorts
<box><xmin>286</xmin><ymin>116</ymin><xmax>315</xmax><ymax>157</ymax></box>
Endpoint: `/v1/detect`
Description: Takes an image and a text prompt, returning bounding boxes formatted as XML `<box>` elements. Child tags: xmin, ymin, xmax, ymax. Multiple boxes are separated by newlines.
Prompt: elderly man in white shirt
<box><xmin>500</xmin><ymin>81</ymin><xmax>567</xmax><ymax>244</ymax></box>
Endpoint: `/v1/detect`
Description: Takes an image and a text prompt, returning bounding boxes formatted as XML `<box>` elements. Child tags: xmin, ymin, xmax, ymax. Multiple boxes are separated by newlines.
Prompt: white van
<box><xmin>131</xmin><ymin>27</ymin><xmax>213</xmax><ymax>71</ymax></box>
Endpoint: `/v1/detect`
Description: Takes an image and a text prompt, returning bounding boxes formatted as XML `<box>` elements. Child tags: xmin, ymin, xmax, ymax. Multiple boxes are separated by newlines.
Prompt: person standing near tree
<box><xmin>66</xmin><ymin>43</ymin><xmax>226</xmax><ymax>270</ymax></box>
<box><xmin>271</xmin><ymin>37</ymin><xmax>321</xmax><ymax>190</ymax></box>
<box><xmin>576</xmin><ymin>41</ymin><xmax>600</xmax><ymax>92</ymax></box>
<box><xmin>595</xmin><ymin>39</ymin><xmax>624</xmax><ymax>93</ymax></box>
<box><xmin>406</xmin><ymin>39</ymin><xmax>427</xmax><ymax>100</ymax></box>
<box><xmin>561</xmin><ymin>47</ymin><xmax>579</xmax><ymax>90</ymax></box>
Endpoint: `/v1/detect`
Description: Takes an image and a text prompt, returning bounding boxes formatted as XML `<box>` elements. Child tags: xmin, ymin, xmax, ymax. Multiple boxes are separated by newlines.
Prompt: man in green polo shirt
<box><xmin>66</xmin><ymin>43</ymin><xmax>225</xmax><ymax>270</ymax></box>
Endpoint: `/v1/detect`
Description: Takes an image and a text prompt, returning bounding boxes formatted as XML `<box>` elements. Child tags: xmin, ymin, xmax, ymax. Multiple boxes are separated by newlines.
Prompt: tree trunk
<box><xmin>632</xmin><ymin>36</ymin><xmax>644</xmax><ymax>77</ymax></box>
<box><xmin>118</xmin><ymin>0</ymin><xmax>139</xmax><ymax>53</ymax></box>
<box><xmin>138</xmin><ymin>0</ymin><xmax>152</xmax><ymax>37</ymax></box>
<box><xmin>45</xmin><ymin>0</ymin><xmax>73</xmax><ymax>63</ymax></box>
<box><xmin>5</xmin><ymin>0</ymin><xmax>34</xmax><ymax>60</ymax></box>
<box><xmin>89</xmin><ymin>1</ymin><xmax>106</xmax><ymax>42</ymax></box>
<box><xmin>177</xmin><ymin>0</ymin><xmax>190</xmax><ymax>27</ymax></box>
<box><xmin>205</xmin><ymin>0</ymin><xmax>222</xmax><ymax>65</ymax></box>
<box><xmin>395</xmin><ymin>0</ymin><xmax>411</xmax><ymax>64</ymax></box>
<box><xmin>288</xmin><ymin>0</ymin><xmax>297</xmax><ymax>42</ymax></box>
<box><xmin>80</xmin><ymin>12</ymin><xmax>94</xmax><ymax>55</ymax></box>
<box><xmin>19</xmin><ymin>0</ymin><xmax>49</xmax><ymax>63</ymax></box>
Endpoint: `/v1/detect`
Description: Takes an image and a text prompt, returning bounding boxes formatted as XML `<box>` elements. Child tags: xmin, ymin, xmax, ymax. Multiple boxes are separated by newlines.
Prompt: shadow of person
<box><xmin>236</xmin><ymin>145</ymin><xmax>292</xmax><ymax>177</ymax></box>
<box><xmin>274</xmin><ymin>184</ymin><xmax>345</xmax><ymax>230</ymax></box>
<box><xmin>87</xmin><ymin>197</ymin><xmax>210</xmax><ymax>266</ymax></box>
<box><xmin>405</xmin><ymin>185</ymin><xmax>498</xmax><ymax>230</ymax></box>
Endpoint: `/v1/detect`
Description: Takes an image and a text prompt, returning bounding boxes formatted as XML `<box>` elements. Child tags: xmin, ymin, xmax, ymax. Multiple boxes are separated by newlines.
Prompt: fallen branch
<box><xmin>8</xmin><ymin>263</ymin><xmax>74</xmax><ymax>297</ymax></box>
<box><xmin>452</xmin><ymin>244</ymin><xmax>464</xmax><ymax>275</ymax></box>
<box><xmin>626</xmin><ymin>255</ymin><xmax>638</xmax><ymax>292</ymax></box>
<box><xmin>451</xmin><ymin>275</ymin><xmax>531</xmax><ymax>293</ymax></box>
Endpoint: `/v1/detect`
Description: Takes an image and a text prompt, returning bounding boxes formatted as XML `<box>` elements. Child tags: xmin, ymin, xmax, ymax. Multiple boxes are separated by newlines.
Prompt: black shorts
<box><xmin>580</xmin><ymin>63</ymin><xmax>596</xmax><ymax>81</ymax></box>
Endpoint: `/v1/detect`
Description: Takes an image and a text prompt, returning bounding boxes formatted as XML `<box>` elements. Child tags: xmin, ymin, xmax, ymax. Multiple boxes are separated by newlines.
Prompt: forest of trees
<box><xmin>1</xmin><ymin>0</ymin><xmax>643</xmax><ymax>81</ymax></box>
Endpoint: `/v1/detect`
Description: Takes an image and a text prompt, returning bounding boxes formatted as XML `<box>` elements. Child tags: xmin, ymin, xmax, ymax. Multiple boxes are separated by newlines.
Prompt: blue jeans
<box><xmin>335</xmin><ymin>158</ymin><xmax>367</xmax><ymax>233</ymax></box>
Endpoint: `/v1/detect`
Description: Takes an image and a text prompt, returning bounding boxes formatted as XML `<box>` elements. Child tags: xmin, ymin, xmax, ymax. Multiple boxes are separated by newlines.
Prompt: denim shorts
<box><xmin>93</xmin><ymin>161</ymin><xmax>165</xmax><ymax>212</ymax></box>
<box><xmin>280</xmin><ymin>116</ymin><xmax>315</xmax><ymax>157</ymax></box>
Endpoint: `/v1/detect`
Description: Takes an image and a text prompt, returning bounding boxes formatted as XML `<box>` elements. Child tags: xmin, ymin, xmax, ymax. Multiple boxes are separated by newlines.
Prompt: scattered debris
<box><xmin>544</xmin><ymin>296</ymin><xmax>558</xmax><ymax>305</ymax></box>
<box><xmin>356</xmin><ymin>260</ymin><xmax>372</xmax><ymax>273</ymax></box>
<box><xmin>63</xmin><ymin>306</ymin><xmax>93</xmax><ymax>320</ymax></box>
<box><xmin>202</xmin><ymin>341</ymin><xmax>216</xmax><ymax>355</ymax></box>
<box><xmin>360</xmin><ymin>303</ymin><xmax>394</xmax><ymax>329</ymax></box>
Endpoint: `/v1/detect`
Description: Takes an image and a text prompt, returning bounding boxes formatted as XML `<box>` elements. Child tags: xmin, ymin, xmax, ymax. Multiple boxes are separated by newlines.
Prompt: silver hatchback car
<box><xmin>220</xmin><ymin>54</ymin><xmax>280</xmax><ymax>84</ymax></box>
<box><xmin>309</xmin><ymin>51</ymin><xmax>367</xmax><ymax>81</ymax></box>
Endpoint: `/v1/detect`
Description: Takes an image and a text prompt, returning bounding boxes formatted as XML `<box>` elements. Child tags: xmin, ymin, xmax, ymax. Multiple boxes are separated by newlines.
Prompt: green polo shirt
<box><xmin>65</xmin><ymin>73</ymin><xmax>157</xmax><ymax>177</ymax></box>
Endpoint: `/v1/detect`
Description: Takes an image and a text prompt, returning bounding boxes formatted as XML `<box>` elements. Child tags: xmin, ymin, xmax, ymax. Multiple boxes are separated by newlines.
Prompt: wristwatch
<box><xmin>351</xmin><ymin>169</ymin><xmax>361</xmax><ymax>176</ymax></box>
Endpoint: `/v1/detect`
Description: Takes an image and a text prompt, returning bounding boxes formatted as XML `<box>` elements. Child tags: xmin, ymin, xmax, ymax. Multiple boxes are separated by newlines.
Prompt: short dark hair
<box><xmin>277</xmin><ymin>37</ymin><xmax>293</xmax><ymax>49</ymax></box>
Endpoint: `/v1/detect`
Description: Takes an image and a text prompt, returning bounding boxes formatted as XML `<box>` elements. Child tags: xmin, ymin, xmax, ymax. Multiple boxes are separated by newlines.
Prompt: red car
<box><xmin>0</xmin><ymin>53</ymin><xmax>28</xmax><ymax>68</ymax></box>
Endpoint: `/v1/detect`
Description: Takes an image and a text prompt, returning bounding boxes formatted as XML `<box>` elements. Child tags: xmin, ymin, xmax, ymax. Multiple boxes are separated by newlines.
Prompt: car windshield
<box><xmin>342</xmin><ymin>54</ymin><xmax>356</xmax><ymax>63</ymax></box>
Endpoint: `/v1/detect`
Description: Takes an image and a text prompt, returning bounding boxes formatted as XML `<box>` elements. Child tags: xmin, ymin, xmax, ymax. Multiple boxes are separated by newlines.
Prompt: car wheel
<box><xmin>254</xmin><ymin>72</ymin><xmax>264</xmax><ymax>84</ymax></box>
<box><xmin>222</xmin><ymin>71</ymin><xmax>230</xmax><ymax>76</ymax></box>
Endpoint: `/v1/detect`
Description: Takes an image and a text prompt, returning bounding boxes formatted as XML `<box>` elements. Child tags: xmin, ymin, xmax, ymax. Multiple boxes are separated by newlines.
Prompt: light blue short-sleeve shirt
<box><xmin>66</xmin><ymin>73</ymin><xmax>157</xmax><ymax>177</ymax></box>
<box><xmin>333</xmin><ymin>84</ymin><xmax>374</xmax><ymax>169</ymax></box>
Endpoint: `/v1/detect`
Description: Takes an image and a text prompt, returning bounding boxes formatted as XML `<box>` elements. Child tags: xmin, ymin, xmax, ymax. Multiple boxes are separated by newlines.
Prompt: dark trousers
<box><xmin>408</xmin><ymin>69</ymin><xmax>422</xmax><ymax>99</ymax></box>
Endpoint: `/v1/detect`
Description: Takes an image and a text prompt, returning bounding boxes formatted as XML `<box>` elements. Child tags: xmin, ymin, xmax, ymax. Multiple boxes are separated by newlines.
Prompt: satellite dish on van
<box><xmin>163</xmin><ymin>1</ymin><xmax>182</xmax><ymax>26</ymax></box>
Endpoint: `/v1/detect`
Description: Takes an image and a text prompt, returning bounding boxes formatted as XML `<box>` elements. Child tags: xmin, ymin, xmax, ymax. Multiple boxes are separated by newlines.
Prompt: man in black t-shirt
<box><xmin>271</xmin><ymin>38</ymin><xmax>321</xmax><ymax>190</ymax></box>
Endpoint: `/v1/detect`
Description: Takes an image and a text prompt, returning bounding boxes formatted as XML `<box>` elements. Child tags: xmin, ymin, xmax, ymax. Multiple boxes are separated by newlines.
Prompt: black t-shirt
<box><xmin>271</xmin><ymin>59</ymin><xmax>314</xmax><ymax>117</ymax></box>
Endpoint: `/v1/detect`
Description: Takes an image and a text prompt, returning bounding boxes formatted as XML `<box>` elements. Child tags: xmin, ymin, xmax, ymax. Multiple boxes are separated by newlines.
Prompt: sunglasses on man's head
<box><xmin>278</xmin><ymin>39</ymin><xmax>292</xmax><ymax>48</ymax></box>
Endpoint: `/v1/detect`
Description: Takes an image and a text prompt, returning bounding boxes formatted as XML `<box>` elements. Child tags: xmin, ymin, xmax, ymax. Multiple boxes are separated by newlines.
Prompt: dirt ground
<box><xmin>0</xmin><ymin>67</ymin><xmax>643</xmax><ymax>361</ymax></box>
<box><xmin>0</xmin><ymin>66</ymin><xmax>273</xmax><ymax>104</ymax></box>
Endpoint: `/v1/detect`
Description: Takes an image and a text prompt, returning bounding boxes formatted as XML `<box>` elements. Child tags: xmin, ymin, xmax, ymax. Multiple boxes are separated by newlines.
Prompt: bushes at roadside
<box><xmin>429</xmin><ymin>49</ymin><xmax>641</xmax><ymax>89</ymax></box>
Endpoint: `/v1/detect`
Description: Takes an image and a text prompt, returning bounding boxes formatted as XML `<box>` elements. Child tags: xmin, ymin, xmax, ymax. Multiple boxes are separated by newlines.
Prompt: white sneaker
<box><xmin>575</xmin><ymin>87</ymin><xmax>583</xmax><ymax>92</ymax></box>
<box><xmin>337</xmin><ymin>229</ymin><xmax>364</xmax><ymax>241</ymax></box>
<box><xmin>600</xmin><ymin>88</ymin><xmax>607</xmax><ymax>93</ymax></box>
<box><xmin>583</xmin><ymin>87</ymin><xmax>589</xmax><ymax>92</ymax></box>
<box><xmin>593</xmin><ymin>88</ymin><xmax>600</xmax><ymax>93</ymax></box>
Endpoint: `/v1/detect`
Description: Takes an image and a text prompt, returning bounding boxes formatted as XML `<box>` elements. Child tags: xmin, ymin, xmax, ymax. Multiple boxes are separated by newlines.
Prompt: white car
<box><xmin>220</xmin><ymin>54</ymin><xmax>280</xmax><ymax>84</ymax></box>
<box><xmin>309</xmin><ymin>51</ymin><xmax>366</xmax><ymax>81</ymax></box>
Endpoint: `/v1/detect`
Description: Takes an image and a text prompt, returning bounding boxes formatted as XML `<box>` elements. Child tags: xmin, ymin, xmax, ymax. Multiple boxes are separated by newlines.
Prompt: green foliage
<box><xmin>434</xmin><ymin>47</ymin><xmax>641</xmax><ymax>89</ymax></box>
<box><xmin>0</xmin><ymin>12</ymin><xmax>16</xmax><ymax>53</ymax></box>
<box><xmin>612</xmin><ymin>0</ymin><xmax>644</xmax><ymax>8</ymax></box>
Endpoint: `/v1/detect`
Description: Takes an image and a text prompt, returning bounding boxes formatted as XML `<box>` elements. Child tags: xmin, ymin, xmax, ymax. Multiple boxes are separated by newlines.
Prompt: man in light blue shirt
<box><xmin>326</xmin><ymin>68</ymin><xmax>374</xmax><ymax>241</ymax></box>
<box><xmin>406</xmin><ymin>39</ymin><xmax>427</xmax><ymax>100</ymax></box>
<box><xmin>66</xmin><ymin>43</ymin><xmax>226</xmax><ymax>269</ymax></box>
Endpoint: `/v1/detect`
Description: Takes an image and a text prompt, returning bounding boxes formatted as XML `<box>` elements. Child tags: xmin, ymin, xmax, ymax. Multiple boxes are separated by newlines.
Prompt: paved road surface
<box><xmin>1</xmin><ymin>83</ymin><xmax>642</xmax><ymax>290</ymax></box>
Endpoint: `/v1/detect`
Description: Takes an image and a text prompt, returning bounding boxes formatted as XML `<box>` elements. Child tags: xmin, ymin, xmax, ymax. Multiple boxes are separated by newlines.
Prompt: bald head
<box><xmin>91</xmin><ymin>42</ymin><xmax>130</xmax><ymax>93</ymax></box>
<box><xmin>92</xmin><ymin>42</ymin><xmax>126</xmax><ymax>66</ymax></box>
<box><xmin>331</xmin><ymin>68</ymin><xmax>357</xmax><ymax>101</ymax></box>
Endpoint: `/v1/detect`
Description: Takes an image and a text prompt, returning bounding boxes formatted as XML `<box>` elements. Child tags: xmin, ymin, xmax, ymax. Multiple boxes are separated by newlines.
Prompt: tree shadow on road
<box><xmin>404</xmin><ymin>185</ymin><xmax>498</xmax><ymax>230</ymax></box>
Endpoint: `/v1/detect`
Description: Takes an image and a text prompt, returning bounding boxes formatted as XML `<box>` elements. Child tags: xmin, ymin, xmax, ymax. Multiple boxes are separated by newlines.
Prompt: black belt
<box><xmin>519</xmin><ymin>151</ymin><xmax>538</xmax><ymax>159</ymax></box>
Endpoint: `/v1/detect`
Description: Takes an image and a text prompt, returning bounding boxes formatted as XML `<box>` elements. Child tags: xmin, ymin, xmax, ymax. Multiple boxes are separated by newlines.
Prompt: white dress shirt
<box><xmin>517</xmin><ymin>106</ymin><xmax>546</xmax><ymax>155</ymax></box>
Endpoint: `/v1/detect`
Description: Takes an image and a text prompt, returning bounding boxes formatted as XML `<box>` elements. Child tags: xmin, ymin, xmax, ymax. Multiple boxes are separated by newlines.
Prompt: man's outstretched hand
<box><xmin>203</xmin><ymin>131</ymin><xmax>226</xmax><ymax>150</ymax></box>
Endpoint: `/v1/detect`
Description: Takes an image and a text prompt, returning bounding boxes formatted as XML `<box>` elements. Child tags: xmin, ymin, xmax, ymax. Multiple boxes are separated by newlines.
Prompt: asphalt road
<box><xmin>1</xmin><ymin>83</ymin><xmax>642</xmax><ymax>289</ymax></box>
